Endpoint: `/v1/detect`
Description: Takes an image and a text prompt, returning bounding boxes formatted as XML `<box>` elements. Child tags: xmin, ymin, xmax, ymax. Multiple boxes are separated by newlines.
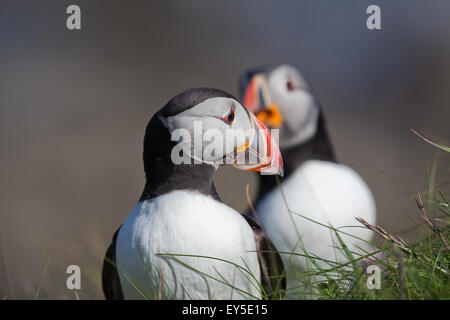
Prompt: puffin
<box><xmin>102</xmin><ymin>87</ymin><xmax>285</xmax><ymax>300</ymax></box>
<box><xmin>240</xmin><ymin>65</ymin><xmax>376</xmax><ymax>297</ymax></box>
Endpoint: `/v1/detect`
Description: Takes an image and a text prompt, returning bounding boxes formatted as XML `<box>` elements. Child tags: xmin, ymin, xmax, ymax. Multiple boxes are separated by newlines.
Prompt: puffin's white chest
<box><xmin>115</xmin><ymin>190</ymin><xmax>261</xmax><ymax>300</ymax></box>
<box><xmin>255</xmin><ymin>160</ymin><xmax>376</xmax><ymax>292</ymax></box>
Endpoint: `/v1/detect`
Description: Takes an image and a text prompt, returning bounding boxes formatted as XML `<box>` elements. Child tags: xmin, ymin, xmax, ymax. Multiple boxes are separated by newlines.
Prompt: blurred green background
<box><xmin>0</xmin><ymin>0</ymin><xmax>449</xmax><ymax>298</ymax></box>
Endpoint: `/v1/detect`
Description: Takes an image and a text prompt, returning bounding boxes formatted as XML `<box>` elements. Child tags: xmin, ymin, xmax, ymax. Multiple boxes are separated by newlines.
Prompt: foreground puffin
<box><xmin>240</xmin><ymin>65</ymin><xmax>376</xmax><ymax>297</ymax></box>
<box><xmin>102</xmin><ymin>87</ymin><xmax>285</xmax><ymax>300</ymax></box>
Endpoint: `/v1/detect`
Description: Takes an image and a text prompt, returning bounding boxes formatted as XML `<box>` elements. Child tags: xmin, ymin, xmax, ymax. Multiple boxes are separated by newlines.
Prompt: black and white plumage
<box><xmin>240</xmin><ymin>65</ymin><xmax>377</xmax><ymax>297</ymax></box>
<box><xmin>102</xmin><ymin>88</ymin><xmax>285</xmax><ymax>300</ymax></box>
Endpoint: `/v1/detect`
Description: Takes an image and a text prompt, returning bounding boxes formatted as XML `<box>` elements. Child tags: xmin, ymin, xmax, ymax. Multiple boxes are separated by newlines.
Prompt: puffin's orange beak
<box><xmin>232</xmin><ymin>111</ymin><xmax>284</xmax><ymax>177</ymax></box>
<box><xmin>242</xmin><ymin>77</ymin><xmax>283</xmax><ymax>129</ymax></box>
<box><xmin>253</xmin><ymin>103</ymin><xmax>283</xmax><ymax>129</ymax></box>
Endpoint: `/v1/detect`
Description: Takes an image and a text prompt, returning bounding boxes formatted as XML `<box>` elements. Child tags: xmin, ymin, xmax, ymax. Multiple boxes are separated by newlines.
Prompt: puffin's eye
<box><xmin>222</xmin><ymin>108</ymin><xmax>235</xmax><ymax>125</ymax></box>
<box><xmin>286</xmin><ymin>79</ymin><xmax>295</xmax><ymax>91</ymax></box>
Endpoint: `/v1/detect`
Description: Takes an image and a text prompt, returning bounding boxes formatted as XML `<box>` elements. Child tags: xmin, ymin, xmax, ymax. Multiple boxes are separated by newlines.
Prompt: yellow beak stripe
<box><xmin>255</xmin><ymin>103</ymin><xmax>283</xmax><ymax>128</ymax></box>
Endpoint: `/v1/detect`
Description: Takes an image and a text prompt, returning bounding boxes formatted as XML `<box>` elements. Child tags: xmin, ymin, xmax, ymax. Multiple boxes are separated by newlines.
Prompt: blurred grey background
<box><xmin>0</xmin><ymin>0</ymin><xmax>449</xmax><ymax>299</ymax></box>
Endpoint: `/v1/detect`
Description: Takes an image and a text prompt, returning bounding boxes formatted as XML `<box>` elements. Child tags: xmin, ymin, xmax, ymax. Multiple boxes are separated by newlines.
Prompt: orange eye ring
<box><xmin>222</xmin><ymin>107</ymin><xmax>235</xmax><ymax>125</ymax></box>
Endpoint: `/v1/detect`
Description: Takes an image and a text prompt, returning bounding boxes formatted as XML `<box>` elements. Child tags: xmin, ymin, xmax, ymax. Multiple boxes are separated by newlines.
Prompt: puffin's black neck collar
<box><xmin>257</xmin><ymin>111</ymin><xmax>336</xmax><ymax>199</ymax></box>
<box><xmin>139</xmin><ymin>115</ymin><xmax>221</xmax><ymax>202</ymax></box>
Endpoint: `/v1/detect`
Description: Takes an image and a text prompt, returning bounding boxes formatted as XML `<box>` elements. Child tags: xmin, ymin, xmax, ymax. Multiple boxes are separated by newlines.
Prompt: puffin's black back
<box><xmin>102</xmin><ymin>227</ymin><xmax>123</xmax><ymax>299</ymax></box>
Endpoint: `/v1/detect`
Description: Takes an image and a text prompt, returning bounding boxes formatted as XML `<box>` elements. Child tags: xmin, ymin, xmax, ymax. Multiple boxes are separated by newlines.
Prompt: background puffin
<box><xmin>240</xmin><ymin>65</ymin><xmax>377</xmax><ymax>297</ymax></box>
<box><xmin>102</xmin><ymin>87</ymin><xmax>285</xmax><ymax>300</ymax></box>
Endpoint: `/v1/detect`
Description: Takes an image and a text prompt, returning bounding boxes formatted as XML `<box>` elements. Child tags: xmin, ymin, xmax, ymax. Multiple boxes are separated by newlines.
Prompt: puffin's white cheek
<box><xmin>221</xmin><ymin>111</ymin><xmax>252</xmax><ymax>158</ymax></box>
<box><xmin>284</xmin><ymin>91</ymin><xmax>316</xmax><ymax>132</ymax></box>
<box><xmin>201</xmin><ymin>127</ymin><xmax>248</xmax><ymax>163</ymax></box>
<box><xmin>202</xmin><ymin>128</ymin><xmax>226</xmax><ymax>163</ymax></box>
<box><xmin>278</xmin><ymin>91</ymin><xmax>319</xmax><ymax>148</ymax></box>
<box><xmin>224</xmin><ymin>128</ymin><xmax>244</xmax><ymax>155</ymax></box>
<box><xmin>221</xmin><ymin>126</ymin><xmax>250</xmax><ymax>163</ymax></box>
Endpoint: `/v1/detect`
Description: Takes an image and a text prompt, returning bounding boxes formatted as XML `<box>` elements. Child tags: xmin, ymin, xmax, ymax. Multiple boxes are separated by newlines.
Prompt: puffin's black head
<box><xmin>239</xmin><ymin>65</ymin><xmax>276</xmax><ymax>96</ymax></box>
<box><xmin>158</xmin><ymin>87</ymin><xmax>235</xmax><ymax>118</ymax></box>
<box><xmin>142</xmin><ymin>87</ymin><xmax>283</xmax><ymax>195</ymax></box>
<box><xmin>240</xmin><ymin>64</ymin><xmax>321</xmax><ymax>149</ymax></box>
